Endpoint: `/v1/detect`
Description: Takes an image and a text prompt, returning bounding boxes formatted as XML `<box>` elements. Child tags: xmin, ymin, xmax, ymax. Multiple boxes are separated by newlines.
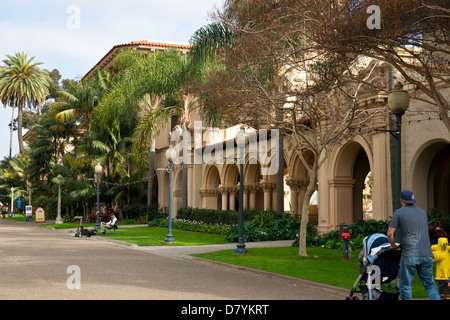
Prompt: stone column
<box><xmin>286</xmin><ymin>177</ymin><xmax>301</xmax><ymax>215</ymax></box>
<box><xmin>260</xmin><ymin>180</ymin><xmax>275</xmax><ymax>211</ymax></box>
<box><xmin>249</xmin><ymin>185</ymin><xmax>258</xmax><ymax>209</ymax></box>
<box><xmin>328</xmin><ymin>178</ymin><xmax>356</xmax><ymax>229</ymax></box>
<box><xmin>229</xmin><ymin>189</ymin><xmax>236</xmax><ymax>211</ymax></box>
<box><xmin>218</xmin><ymin>185</ymin><xmax>228</xmax><ymax>211</ymax></box>
<box><xmin>200</xmin><ymin>188</ymin><xmax>220</xmax><ymax>209</ymax></box>
<box><xmin>243</xmin><ymin>185</ymin><xmax>249</xmax><ymax>209</ymax></box>
<box><xmin>298</xmin><ymin>179</ymin><xmax>309</xmax><ymax>215</ymax></box>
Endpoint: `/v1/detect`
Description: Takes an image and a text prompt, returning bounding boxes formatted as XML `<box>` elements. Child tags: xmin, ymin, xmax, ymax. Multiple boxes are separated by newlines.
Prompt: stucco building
<box><xmin>86</xmin><ymin>40</ymin><xmax>450</xmax><ymax>233</ymax></box>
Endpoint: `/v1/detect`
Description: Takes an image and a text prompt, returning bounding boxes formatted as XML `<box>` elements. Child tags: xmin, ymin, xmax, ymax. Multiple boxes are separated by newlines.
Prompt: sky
<box><xmin>0</xmin><ymin>0</ymin><xmax>224</xmax><ymax>160</ymax></box>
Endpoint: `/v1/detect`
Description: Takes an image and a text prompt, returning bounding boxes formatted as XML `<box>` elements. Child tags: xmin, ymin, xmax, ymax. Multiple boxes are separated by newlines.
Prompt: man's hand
<box><xmin>387</xmin><ymin>226</ymin><xmax>399</xmax><ymax>249</ymax></box>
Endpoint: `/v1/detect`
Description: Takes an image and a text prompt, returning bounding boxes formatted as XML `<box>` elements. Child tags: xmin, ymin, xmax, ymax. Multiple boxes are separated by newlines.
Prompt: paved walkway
<box><xmin>62</xmin><ymin>223</ymin><xmax>352</xmax><ymax>299</ymax></box>
<box><xmin>0</xmin><ymin>219</ymin><xmax>351</xmax><ymax>300</ymax></box>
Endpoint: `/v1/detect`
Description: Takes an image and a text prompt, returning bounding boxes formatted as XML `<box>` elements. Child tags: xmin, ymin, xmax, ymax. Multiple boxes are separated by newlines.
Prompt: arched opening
<box><xmin>287</xmin><ymin>150</ymin><xmax>314</xmax><ymax>218</ymax></box>
<box><xmin>411</xmin><ymin>141</ymin><xmax>450</xmax><ymax>215</ymax></box>
<box><xmin>352</xmin><ymin>148</ymin><xmax>371</xmax><ymax>221</ymax></box>
<box><xmin>222</xmin><ymin>163</ymin><xmax>239</xmax><ymax>210</ymax></box>
<box><xmin>331</xmin><ymin>141</ymin><xmax>371</xmax><ymax>227</ymax></box>
<box><xmin>173</xmin><ymin>169</ymin><xmax>183</xmax><ymax>216</ymax></box>
<box><xmin>201</xmin><ymin>165</ymin><xmax>221</xmax><ymax>210</ymax></box>
<box><xmin>157</xmin><ymin>171</ymin><xmax>170</xmax><ymax>214</ymax></box>
<box><xmin>245</xmin><ymin>161</ymin><xmax>264</xmax><ymax>210</ymax></box>
<box><xmin>429</xmin><ymin>144</ymin><xmax>450</xmax><ymax>214</ymax></box>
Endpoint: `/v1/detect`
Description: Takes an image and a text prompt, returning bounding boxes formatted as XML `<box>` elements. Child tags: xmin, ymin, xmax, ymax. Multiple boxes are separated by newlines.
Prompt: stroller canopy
<box><xmin>365</xmin><ymin>233</ymin><xmax>391</xmax><ymax>264</ymax></box>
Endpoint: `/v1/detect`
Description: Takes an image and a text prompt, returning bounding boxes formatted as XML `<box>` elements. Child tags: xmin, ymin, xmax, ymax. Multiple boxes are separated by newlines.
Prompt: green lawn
<box><xmin>193</xmin><ymin>246</ymin><xmax>429</xmax><ymax>299</ymax></box>
<box><xmin>96</xmin><ymin>226</ymin><xmax>230</xmax><ymax>246</ymax></box>
<box><xmin>194</xmin><ymin>247</ymin><xmax>360</xmax><ymax>289</ymax></box>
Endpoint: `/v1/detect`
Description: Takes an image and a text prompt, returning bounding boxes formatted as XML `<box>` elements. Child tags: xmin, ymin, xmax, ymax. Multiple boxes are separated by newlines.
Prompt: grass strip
<box><xmin>193</xmin><ymin>246</ymin><xmax>428</xmax><ymax>299</ymax></box>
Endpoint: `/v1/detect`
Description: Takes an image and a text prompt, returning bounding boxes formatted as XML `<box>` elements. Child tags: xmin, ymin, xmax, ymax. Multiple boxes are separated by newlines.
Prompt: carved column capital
<box><xmin>259</xmin><ymin>180</ymin><xmax>276</xmax><ymax>191</ymax></box>
<box><xmin>200</xmin><ymin>188</ymin><xmax>219</xmax><ymax>197</ymax></box>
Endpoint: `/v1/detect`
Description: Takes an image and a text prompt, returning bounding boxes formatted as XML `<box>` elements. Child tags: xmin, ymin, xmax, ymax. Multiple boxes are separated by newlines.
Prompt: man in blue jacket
<box><xmin>387</xmin><ymin>190</ymin><xmax>440</xmax><ymax>300</ymax></box>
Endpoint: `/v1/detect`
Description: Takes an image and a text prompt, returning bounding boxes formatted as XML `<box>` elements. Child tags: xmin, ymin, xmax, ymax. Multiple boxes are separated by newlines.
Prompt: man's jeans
<box><xmin>399</xmin><ymin>256</ymin><xmax>440</xmax><ymax>300</ymax></box>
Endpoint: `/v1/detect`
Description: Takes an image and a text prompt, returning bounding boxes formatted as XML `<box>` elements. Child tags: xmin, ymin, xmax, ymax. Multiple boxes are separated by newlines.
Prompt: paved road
<box><xmin>0</xmin><ymin>219</ymin><xmax>348</xmax><ymax>301</ymax></box>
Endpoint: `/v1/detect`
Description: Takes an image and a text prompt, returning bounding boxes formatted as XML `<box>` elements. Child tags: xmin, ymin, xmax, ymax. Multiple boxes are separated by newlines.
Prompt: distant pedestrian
<box><xmin>387</xmin><ymin>190</ymin><xmax>440</xmax><ymax>300</ymax></box>
<box><xmin>101</xmin><ymin>213</ymin><xmax>117</xmax><ymax>234</ymax></box>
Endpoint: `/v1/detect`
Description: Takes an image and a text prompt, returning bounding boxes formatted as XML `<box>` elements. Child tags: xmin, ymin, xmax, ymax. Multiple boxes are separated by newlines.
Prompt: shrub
<box><xmin>294</xmin><ymin>219</ymin><xmax>390</xmax><ymax>250</ymax></box>
<box><xmin>148</xmin><ymin>218</ymin><xmax>231</xmax><ymax>235</ymax></box>
<box><xmin>226</xmin><ymin>213</ymin><xmax>302</xmax><ymax>242</ymax></box>
<box><xmin>137</xmin><ymin>204</ymin><xmax>165</xmax><ymax>224</ymax></box>
<box><xmin>428</xmin><ymin>208</ymin><xmax>450</xmax><ymax>243</ymax></box>
<box><xmin>177</xmin><ymin>207</ymin><xmax>283</xmax><ymax>226</ymax></box>
<box><xmin>124</xmin><ymin>202</ymin><xmax>148</xmax><ymax>220</ymax></box>
<box><xmin>124</xmin><ymin>202</ymin><xmax>165</xmax><ymax>224</ymax></box>
<box><xmin>123</xmin><ymin>219</ymin><xmax>136</xmax><ymax>225</ymax></box>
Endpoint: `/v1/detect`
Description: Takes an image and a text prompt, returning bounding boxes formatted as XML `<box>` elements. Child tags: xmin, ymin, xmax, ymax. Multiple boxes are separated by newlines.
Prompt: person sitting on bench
<box><xmin>101</xmin><ymin>213</ymin><xmax>117</xmax><ymax>234</ymax></box>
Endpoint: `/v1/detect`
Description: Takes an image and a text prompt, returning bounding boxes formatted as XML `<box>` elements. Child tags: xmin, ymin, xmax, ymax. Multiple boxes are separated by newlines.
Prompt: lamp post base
<box><xmin>55</xmin><ymin>217</ymin><xmax>64</xmax><ymax>224</ymax></box>
<box><xmin>234</xmin><ymin>243</ymin><xmax>248</xmax><ymax>255</ymax></box>
<box><xmin>164</xmin><ymin>235</ymin><xmax>175</xmax><ymax>243</ymax></box>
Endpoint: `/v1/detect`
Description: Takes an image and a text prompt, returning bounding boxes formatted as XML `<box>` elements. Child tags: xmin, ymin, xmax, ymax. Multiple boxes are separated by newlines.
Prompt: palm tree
<box><xmin>0</xmin><ymin>52</ymin><xmax>51</xmax><ymax>157</ymax></box>
<box><xmin>94</xmin><ymin>48</ymin><xmax>197</xmax><ymax>207</ymax></box>
<box><xmin>53</xmin><ymin>70</ymin><xmax>111</xmax><ymax>131</ymax></box>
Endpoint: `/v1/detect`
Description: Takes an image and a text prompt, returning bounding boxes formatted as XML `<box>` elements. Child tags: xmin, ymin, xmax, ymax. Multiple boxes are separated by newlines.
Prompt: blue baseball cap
<box><xmin>400</xmin><ymin>190</ymin><xmax>416</xmax><ymax>204</ymax></box>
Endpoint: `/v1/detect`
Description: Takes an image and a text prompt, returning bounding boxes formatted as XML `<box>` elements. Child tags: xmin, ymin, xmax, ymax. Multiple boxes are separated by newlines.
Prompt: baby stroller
<box><xmin>346</xmin><ymin>233</ymin><xmax>402</xmax><ymax>300</ymax></box>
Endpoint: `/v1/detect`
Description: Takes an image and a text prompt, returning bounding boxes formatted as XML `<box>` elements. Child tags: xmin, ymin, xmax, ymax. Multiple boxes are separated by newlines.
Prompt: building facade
<box><xmin>87</xmin><ymin>40</ymin><xmax>450</xmax><ymax>233</ymax></box>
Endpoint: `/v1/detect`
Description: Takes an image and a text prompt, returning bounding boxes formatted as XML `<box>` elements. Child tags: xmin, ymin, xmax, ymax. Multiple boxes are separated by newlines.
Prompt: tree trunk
<box><xmin>298</xmin><ymin>162</ymin><xmax>318</xmax><ymax>257</ymax></box>
<box><xmin>9</xmin><ymin>105</ymin><xmax>15</xmax><ymax>159</ymax></box>
<box><xmin>17</xmin><ymin>101</ymin><xmax>24</xmax><ymax>154</ymax></box>
<box><xmin>83</xmin><ymin>202</ymin><xmax>88</xmax><ymax>221</ymax></box>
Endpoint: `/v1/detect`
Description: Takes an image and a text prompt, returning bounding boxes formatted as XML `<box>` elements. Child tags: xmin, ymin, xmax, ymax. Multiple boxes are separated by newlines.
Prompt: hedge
<box><xmin>176</xmin><ymin>207</ymin><xmax>284</xmax><ymax>226</ymax></box>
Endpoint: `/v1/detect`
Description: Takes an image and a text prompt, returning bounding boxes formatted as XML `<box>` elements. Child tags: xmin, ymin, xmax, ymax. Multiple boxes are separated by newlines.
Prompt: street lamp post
<box><xmin>10</xmin><ymin>187</ymin><xmax>14</xmax><ymax>217</ymax></box>
<box><xmin>234</xmin><ymin>126</ymin><xmax>249</xmax><ymax>255</ymax></box>
<box><xmin>94</xmin><ymin>163</ymin><xmax>102</xmax><ymax>230</ymax></box>
<box><xmin>28</xmin><ymin>182</ymin><xmax>32</xmax><ymax>206</ymax></box>
<box><xmin>165</xmin><ymin>144</ymin><xmax>176</xmax><ymax>243</ymax></box>
<box><xmin>387</xmin><ymin>82</ymin><xmax>410</xmax><ymax>210</ymax></box>
<box><xmin>55</xmin><ymin>174</ymin><xmax>63</xmax><ymax>224</ymax></box>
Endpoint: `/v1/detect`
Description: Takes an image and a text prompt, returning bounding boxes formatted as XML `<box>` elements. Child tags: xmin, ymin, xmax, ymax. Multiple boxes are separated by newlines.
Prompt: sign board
<box><xmin>25</xmin><ymin>206</ymin><xmax>33</xmax><ymax>221</ymax></box>
<box><xmin>341</xmin><ymin>230</ymin><xmax>352</xmax><ymax>240</ymax></box>
<box><xmin>35</xmin><ymin>207</ymin><xmax>45</xmax><ymax>223</ymax></box>
<box><xmin>15</xmin><ymin>197</ymin><xmax>24</xmax><ymax>209</ymax></box>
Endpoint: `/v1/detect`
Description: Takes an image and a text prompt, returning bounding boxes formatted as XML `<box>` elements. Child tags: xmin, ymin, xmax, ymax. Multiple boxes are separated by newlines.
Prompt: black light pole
<box><xmin>55</xmin><ymin>174</ymin><xmax>63</xmax><ymax>224</ymax></box>
<box><xmin>387</xmin><ymin>82</ymin><xmax>410</xmax><ymax>210</ymax></box>
<box><xmin>165</xmin><ymin>144</ymin><xmax>176</xmax><ymax>243</ymax></box>
<box><xmin>94</xmin><ymin>163</ymin><xmax>102</xmax><ymax>230</ymax></box>
<box><xmin>234</xmin><ymin>126</ymin><xmax>248</xmax><ymax>255</ymax></box>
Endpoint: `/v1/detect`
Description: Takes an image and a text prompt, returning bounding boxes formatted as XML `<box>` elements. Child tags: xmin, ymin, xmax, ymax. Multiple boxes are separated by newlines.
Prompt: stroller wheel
<box><xmin>345</xmin><ymin>296</ymin><xmax>360</xmax><ymax>300</ymax></box>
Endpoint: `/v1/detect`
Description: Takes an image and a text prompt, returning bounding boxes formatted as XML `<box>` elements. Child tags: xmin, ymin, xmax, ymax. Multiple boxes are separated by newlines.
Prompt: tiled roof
<box><xmin>121</xmin><ymin>40</ymin><xmax>191</xmax><ymax>51</ymax></box>
<box><xmin>83</xmin><ymin>40</ymin><xmax>191</xmax><ymax>80</ymax></box>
